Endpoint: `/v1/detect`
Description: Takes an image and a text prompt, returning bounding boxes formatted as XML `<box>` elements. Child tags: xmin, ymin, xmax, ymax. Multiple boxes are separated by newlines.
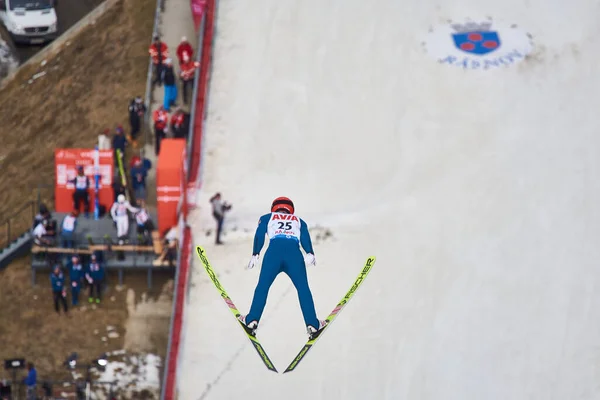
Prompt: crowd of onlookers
<box><xmin>149</xmin><ymin>35</ymin><xmax>198</xmax><ymax>155</ymax></box>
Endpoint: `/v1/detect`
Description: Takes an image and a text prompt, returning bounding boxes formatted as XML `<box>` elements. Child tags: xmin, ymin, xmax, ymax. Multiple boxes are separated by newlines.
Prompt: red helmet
<box><xmin>271</xmin><ymin>197</ymin><xmax>294</xmax><ymax>214</ymax></box>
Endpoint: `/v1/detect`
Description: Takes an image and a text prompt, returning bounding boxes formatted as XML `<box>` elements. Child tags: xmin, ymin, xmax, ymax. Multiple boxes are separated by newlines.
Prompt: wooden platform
<box><xmin>30</xmin><ymin>212</ymin><xmax>177</xmax><ymax>288</ymax></box>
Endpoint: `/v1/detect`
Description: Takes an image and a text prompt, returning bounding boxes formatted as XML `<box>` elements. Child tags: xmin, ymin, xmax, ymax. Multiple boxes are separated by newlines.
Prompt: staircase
<box><xmin>0</xmin><ymin>201</ymin><xmax>36</xmax><ymax>270</ymax></box>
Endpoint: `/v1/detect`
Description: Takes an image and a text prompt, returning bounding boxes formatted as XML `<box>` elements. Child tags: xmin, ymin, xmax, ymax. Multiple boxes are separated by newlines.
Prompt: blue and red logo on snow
<box><xmin>451</xmin><ymin>21</ymin><xmax>501</xmax><ymax>55</ymax></box>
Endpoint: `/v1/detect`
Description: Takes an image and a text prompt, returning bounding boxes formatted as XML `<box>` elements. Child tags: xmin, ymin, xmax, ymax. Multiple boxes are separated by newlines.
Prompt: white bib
<box><xmin>75</xmin><ymin>176</ymin><xmax>87</xmax><ymax>190</ymax></box>
<box><xmin>62</xmin><ymin>216</ymin><xmax>76</xmax><ymax>231</ymax></box>
<box><xmin>267</xmin><ymin>213</ymin><xmax>301</xmax><ymax>241</ymax></box>
<box><xmin>136</xmin><ymin>209</ymin><xmax>149</xmax><ymax>225</ymax></box>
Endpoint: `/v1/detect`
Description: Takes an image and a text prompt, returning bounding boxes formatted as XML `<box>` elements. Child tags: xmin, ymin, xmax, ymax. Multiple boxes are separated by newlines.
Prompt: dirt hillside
<box><xmin>0</xmin><ymin>0</ymin><xmax>155</xmax><ymax>225</ymax></box>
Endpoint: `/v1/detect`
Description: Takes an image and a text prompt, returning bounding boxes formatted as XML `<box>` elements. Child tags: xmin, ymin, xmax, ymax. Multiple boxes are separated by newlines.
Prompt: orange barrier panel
<box><xmin>55</xmin><ymin>149</ymin><xmax>114</xmax><ymax>214</ymax></box>
<box><xmin>157</xmin><ymin>139</ymin><xmax>187</xmax><ymax>235</ymax></box>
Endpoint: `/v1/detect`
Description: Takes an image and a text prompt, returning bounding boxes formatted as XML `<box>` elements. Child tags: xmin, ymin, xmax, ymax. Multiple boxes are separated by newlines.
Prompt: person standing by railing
<box><xmin>152</xmin><ymin>106</ymin><xmax>170</xmax><ymax>156</ymax></box>
<box><xmin>60</xmin><ymin>210</ymin><xmax>78</xmax><ymax>248</ymax></box>
<box><xmin>149</xmin><ymin>35</ymin><xmax>169</xmax><ymax>87</ymax></box>
<box><xmin>176</xmin><ymin>36</ymin><xmax>193</xmax><ymax>65</ymax></box>
<box><xmin>179</xmin><ymin>57</ymin><xmax>199</xmax><ymax>104</ymax></box>
<box><xmin>161</xmin><ymin>58</ymin><xmax>178</xmax><ymax>111</ymax></box>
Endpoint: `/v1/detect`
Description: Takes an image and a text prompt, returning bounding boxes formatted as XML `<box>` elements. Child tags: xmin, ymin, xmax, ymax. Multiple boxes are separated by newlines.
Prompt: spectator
<box><xmin>22</xmin><ymin>362</ymin><xmax>37</xmax><ymax>400</ymax></box>
<box><xmin>44</xmin><ymin>215</ymin><xmax>57</xmax><ymax>239</ymax></box>
<box><xmin>130</xmin><ymin>159</ymin><xmax>148</xmax><ymax>202</ymax></box>
<box><xmin>161</xmin><ymin>58</ymin><xmax>178</xmax><ymax>111</ymax></box>
<box><xmin>33</xmin><ymin>203</ymin><xmax>49</xmax><ymax>229</ymax></box>
<box><xmin>50</xmin><ymin>265</ymin><xmax>69</xmax><ymax>315</ymax></box>
<box><xmin>176</xmin><ymin>36</ymin><xmax>193</xmax><ymax>65</ymax></box>
<box><xmin>70</xmin><ymin>166</ymin><xmax>90</xmax><ymax>217</ymax></box>
<box><xmin>149</xmin><ymin>35</ymin><xmax>168</xmax><ymax>87</ymax></box>
<box><xmin>34</xmin><ymin>217</ymin><xmax>56</xmax><ymax>247</ymax></box>
<box><xmin>170</xmin><ymin>108</ymin><xmax>188</xmax><ymax>139</ymax></box>
<box><xmin>112</xmin><ymin>126</ymin><xmax>127</xmax><ymax>164</ymax></box>
<box><xmin>128</xmin><ymin>96</ymin><xmax>146</xmax><ymax>147</ymax></box>
<box><xmin>135</xmin><ymin>199</ymin><xmax>154</xmax><ymax>245</ymax></box>
<box><xmin>60</xmin><ymin>210</ymin><xmax>78</xmax><ymax>248</ymax></box>
<box><xmin>98</xmin><ymin>128</ymin><xmax>112</xmax><ymax>150</ymax></box>
<box><xmin>86</xmin><ymin>254</ymin><xmax>105</xmax><ymax>304</ymax></box>
<box><xmin>210</xmin><ymin>193</ymin><xmax>232</xmax><ymax>245</ymax></box>
<box><xmin>68</xmin><ymin>255</ymin><xmax>84</xmax><ymax>306</ymax></box>
<box><xmin>33</xmin><ymin>220</ymin><xmax>51</xmax><ymax>246</ymax></box>
<box><xmin>152</xmin><ymin>105</ymin><xmax>169</xmax><ymax>156</ymax></box>
<box><xmin>179</xmin><ymin>58</ymin><xmax>199</xmax><ymax>104</ymax></box>
<box><xmin>162</xmin><ymin>226</ymin><xmax>179</xmax><ymax>267</ymax></box>
<box><xmin>129</xmin><ymin>154</ymin><xmax>141</xmax><ymax>169</ymax></box>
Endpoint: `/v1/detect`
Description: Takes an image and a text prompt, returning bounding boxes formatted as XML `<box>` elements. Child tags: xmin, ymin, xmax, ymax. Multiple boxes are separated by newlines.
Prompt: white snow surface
<box><xmin>94</xmin><ymin>353</ymin><xmax>161</xmax><ymax>399</ymax></box>
<box><xmin>178</xmin><ymin>0</ymin><xmax>600</xmax><ymax>399</ymax></box>
<box><xmin>0</xmin><ymin>37</ymin><xmax>18</xmax><ymax>81</ymax></box>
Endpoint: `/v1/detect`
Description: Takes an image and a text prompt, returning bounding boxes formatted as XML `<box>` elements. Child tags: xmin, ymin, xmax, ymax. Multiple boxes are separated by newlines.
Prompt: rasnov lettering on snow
<box><xmin>424</xmin><ymin>19</ymin><xmax>534</xmax><ymax>70</ymax></box>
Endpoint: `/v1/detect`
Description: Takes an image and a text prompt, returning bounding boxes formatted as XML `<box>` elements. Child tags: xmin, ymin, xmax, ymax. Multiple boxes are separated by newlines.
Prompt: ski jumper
<box><xmin>110</xmin><ymin>201</ymin><xmax>138</xmax><ymax>238</ymax></box>
<box><xmin>246</xmin><ymin>212</ymin><xmax>319</xmax><ymax>329</ymax></box>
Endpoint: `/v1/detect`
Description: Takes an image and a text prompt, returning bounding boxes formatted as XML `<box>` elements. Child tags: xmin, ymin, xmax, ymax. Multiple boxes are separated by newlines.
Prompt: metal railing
<box><xmin>184</xmin><ymin>11</ymin><xmax>206</xmax><ymax>178</ymax></box>
<box><xmin>0</xmin><ymin>201</ymin><xmax>36</xmax><ymax>250</ymax></box>
<box><xmin>142</xmin><ymin>0</ymin><xmax>166</xmax><ymax>158</ymax></box>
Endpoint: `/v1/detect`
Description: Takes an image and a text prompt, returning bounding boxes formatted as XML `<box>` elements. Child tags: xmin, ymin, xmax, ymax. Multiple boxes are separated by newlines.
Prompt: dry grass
<box><xmin>0</xmin><ymin>0</ymin><xmax>155</xmax><ymax>222</ymax></box>
<box><xmin>0</xmin><ymin>0</ymin><xmax>174</xmax><ymax>390</ymax></box>
<box><xmin>0</xmin><ymin>256</ymin><xmax>173</xmax><ymax>385</ymax></box>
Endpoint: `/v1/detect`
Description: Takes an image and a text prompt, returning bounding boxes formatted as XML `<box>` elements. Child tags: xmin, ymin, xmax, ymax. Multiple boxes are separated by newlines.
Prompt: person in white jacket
<box><xmin>110</xmin><ymin>194</ymin><xmax>139</xmax><ymax>239</ymax></box>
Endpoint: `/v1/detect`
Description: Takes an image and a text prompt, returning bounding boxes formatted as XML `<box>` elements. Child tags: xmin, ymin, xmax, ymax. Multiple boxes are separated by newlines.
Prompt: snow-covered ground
<box><xmin>0</xmin><ymin>36</ymin><xmax>18</xmax><ymax>81</ymax></box>
<box><xmin>178</xmin><ymin>0</ymin><xmax>600</xmax><ymax>399</ymax></box>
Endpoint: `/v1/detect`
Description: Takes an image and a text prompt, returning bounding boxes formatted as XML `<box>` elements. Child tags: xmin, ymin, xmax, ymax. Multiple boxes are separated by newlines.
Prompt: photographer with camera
<box><xmin>209</xmin><ymin>193</ymin><xmax>232</xmax><ymax>245</ymax></box>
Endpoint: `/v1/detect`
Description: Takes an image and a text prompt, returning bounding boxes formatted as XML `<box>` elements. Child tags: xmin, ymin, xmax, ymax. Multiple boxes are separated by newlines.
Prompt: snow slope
<box><xmin>178</xmin><ymin>0</ymin><xmax>600</xmax><ymax>399</ymax></box>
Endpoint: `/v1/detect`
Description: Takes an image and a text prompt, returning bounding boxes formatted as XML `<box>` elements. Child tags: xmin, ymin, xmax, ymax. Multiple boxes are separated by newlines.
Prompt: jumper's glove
<box><xmin>247</xmin><ymin>254</ymin><xmax>260</xmax><ymax>270</ymax></box>
<box><xmin>304</xmin><ymin>253</ymin><xmax>316</xmax><ymax>267</ymax></box>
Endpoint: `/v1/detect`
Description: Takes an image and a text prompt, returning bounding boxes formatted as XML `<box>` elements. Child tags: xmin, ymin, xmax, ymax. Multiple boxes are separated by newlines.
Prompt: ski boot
<box><xmin>237</xmin><ymin>314</ymin><xmax>258</xmax><ymax>336</ymax></box>
<box><xmin>306</xmin><ymin>319</ymin><xmax>329</xmax><ymax>340</ymax></box>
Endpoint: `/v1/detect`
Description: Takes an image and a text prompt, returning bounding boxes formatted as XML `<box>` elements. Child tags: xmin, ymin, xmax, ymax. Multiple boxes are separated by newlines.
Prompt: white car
<box><xmin>0</xmin><ymin>0</ymin><xmax>57</xmax><ymax>44</ymax></box>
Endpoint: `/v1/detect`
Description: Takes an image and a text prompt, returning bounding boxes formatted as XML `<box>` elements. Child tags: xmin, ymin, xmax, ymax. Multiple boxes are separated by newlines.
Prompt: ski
<box><xmin>283</xmin><ymin>256</ymin><xmax>376</xmax><ymax>373</ymax></box>
<box><xmin>195</xmin><ymin>246</ymin><xmax>278</xmax><ymax>373</ymax></box>
<box><xmin>93</xmin><ymin>146</ymin><xmax>101</xmax><ymax>220</ymax></box>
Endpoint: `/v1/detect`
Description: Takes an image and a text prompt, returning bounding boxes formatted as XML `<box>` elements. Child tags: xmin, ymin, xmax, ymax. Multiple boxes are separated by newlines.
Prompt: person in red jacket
<box><xmin>149</xmin><ymin>35</ymin><xmax>169</xmax><ymax>86</ymax></box>
<box><xmin>176</xmin><ymin>36</ymin><xmax>194</xmax><ymax>65</ymax></box>
<box><xmin>170</xmin><ymin>108</ymin><xmax>187</xmax><ymax>139</ymax></box>
<box><xmin>180</xmin><ymin>59</ymin><xmax>200</xmax><ymax>104</ymax></box>
<box><xmin>152</xmin><ymin>106</ymin><xmax>170</xmax><ymax>155</ymax></box>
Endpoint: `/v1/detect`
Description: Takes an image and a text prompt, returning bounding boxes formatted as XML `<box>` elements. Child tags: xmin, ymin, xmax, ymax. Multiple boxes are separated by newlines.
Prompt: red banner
<box><xmin>54</xmin><ymin>149</ymin><xmax>114</xmax><ymax>213</ymax></box>
<box><xmin>191</xmin><ymin>0</ymin><xmax>207</xmax><ymax>31</ymax></box>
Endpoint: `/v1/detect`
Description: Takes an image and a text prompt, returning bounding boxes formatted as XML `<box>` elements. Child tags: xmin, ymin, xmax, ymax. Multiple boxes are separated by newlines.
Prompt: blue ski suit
<box><xmin>246</xmin><ymin>212</ymin><xmax>319</xmax><ymax>329</ymax></box>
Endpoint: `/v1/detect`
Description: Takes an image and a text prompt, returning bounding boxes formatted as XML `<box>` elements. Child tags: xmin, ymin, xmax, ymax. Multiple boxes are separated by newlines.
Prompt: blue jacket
<box><xmin>87</xmin><ymin>262</ymin><xmax>105</xmax><ymax>281</ymax></box>
<box><xmin>253</xmin><ymin>213</ymin><xmax>314</xmax><ymax>255</ymax></box>
<box><xmin>68</xmin><ymin>262</ymin><xmax>85</xmax><ymax>285</ymax></box>
<box><xmin>50</xmin><ymin>272</ymin><xmax>65</xmax><ymax>292</ymax></box>
<box><xmin>130</xmin><ymin>165</ymin><xmax>148</xmax><ymax>190</ymax></box>
<box><xmin>23</xmin><ymin>368</ymin><xmax>36</xmax><ymax>386</ymax></box>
